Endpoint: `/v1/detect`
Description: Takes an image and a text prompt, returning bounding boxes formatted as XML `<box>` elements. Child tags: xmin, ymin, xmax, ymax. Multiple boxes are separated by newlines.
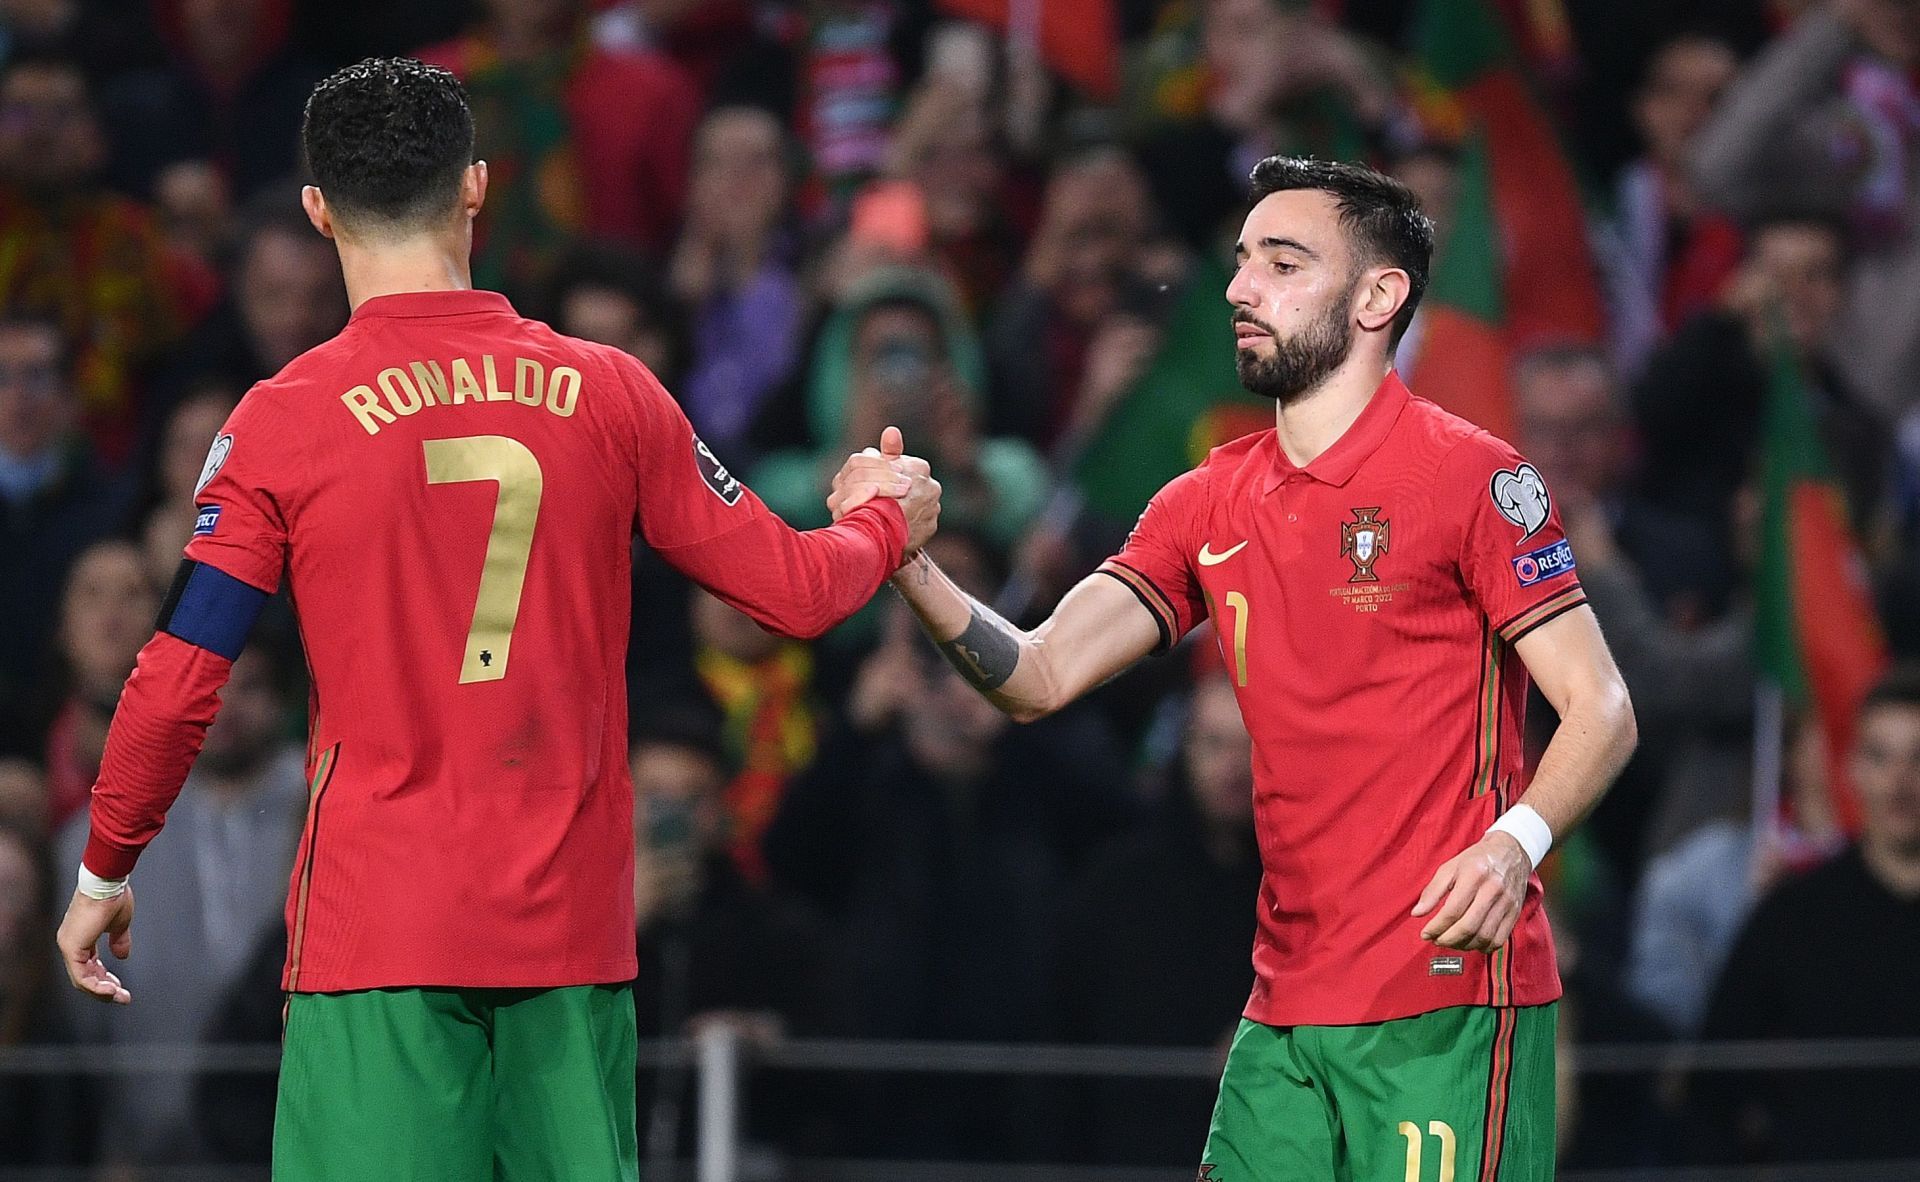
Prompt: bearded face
<box><xmin>1232</xmin><ymin>279</ymin><xmax>1356</xmax><ymax>404</ymax></box>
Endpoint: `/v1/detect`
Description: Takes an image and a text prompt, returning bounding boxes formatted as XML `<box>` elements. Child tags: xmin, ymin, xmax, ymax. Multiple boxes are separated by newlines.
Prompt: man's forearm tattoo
<box><xmin>937</xmin><ymin>603</ymin><xmax>1023</xmax><ymax>691</ymax></box>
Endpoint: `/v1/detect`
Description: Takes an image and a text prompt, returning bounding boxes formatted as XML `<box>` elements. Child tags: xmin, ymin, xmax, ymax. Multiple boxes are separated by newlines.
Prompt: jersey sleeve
<box><xmin>182</xmin><ymin>387</ymin><xmax>297</xmax><ymax>593</ymax></box>
<box><xmin>609</xmin><ymin>351</ymin><xmax>907</xmax><ymax>639</ymax></box>
<box><xmin>1096</xmin><ymin>466</ymin><xmax>1210</xmax><ymax>652</ymax></box>
<box><xmin>1443</xmin><ymin>432</ymin><xmax>1588</xmax><ymax>645</ymax></box>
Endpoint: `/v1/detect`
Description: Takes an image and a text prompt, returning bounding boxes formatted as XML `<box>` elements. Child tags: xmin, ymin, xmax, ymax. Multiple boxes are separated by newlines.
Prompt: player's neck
<box><xmin>1272</xmin><ymin>356</ymin><xmax>1391</xmax><ymax>470</ymax></box>
<box><xmin>335</xmin><ymin>236</ymin><xmax>475</xmax><ymax>311</ymax></box>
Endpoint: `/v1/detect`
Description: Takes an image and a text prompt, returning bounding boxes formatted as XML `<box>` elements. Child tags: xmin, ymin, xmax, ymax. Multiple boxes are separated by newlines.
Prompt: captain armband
<box><xmin>157</xmin><ymin>559</ymin><xmax>270</xmax><ymax>661</ymax></box>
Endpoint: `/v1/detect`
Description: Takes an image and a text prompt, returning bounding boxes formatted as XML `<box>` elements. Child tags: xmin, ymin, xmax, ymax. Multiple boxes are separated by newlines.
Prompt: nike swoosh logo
<box><xmin>1197</xmin><ymin>540</ymin><xmax>1249</xmax><ymax>566</ymax></box>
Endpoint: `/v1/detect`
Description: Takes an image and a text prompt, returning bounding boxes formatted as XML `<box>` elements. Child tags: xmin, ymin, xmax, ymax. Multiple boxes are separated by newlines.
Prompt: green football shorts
<box><xmin>1200</xmin><ymin>1003</ymin><xmax>1556</xmax><ymax>1182</ymax></box>
<box><xmin>274</xmin><ymin>984</ymin><xmax>638</xmax><ymax>1182</ymax></box>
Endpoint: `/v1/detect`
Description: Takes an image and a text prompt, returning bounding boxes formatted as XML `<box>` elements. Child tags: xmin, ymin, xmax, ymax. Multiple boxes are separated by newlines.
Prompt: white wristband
<box><xmin>1486</xmin><ymin>804</ymin><xmax>1553</xmax><ymax>870</ymax></box>
<box><xmin>76</xmin><ymin>864</ymin><xmax>129</xmax><ymax>901</ymax></box>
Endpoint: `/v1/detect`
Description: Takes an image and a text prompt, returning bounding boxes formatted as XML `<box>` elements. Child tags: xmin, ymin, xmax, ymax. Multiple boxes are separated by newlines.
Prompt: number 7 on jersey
<box><xmin>423</xmin><ymin>436</ymin><xmax>544</xmax><ymax>683</ymax></box>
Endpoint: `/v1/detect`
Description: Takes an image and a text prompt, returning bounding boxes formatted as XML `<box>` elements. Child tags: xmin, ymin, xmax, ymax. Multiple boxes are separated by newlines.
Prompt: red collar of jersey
<box><xmin>1262</xmin><ymin>369</ymin><xmax>1411</xmax><ymax>495</ymax></box>
<box><xmin>349</xmin><ymin>289</ymin><xmax>516</xmax><ymax>321</ymax></box>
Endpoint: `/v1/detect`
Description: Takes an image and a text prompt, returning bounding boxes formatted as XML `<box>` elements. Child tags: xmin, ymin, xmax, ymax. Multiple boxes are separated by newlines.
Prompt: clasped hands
<box><xmin>828</xmin><ymin>425</ymin><xmax>942</xmax><ymax>555</ymax></box>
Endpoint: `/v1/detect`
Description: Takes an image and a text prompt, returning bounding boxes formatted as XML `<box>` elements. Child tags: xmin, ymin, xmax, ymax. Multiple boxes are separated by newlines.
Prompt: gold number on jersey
<box><xmin>423</xmin><ymin>436</ymin><xmax>543</xmax><ymax>684</ymax></box>
<box><xmin>1222</xmin><ymin>590</ymin><xmax>1250</xmax><ymax>687</ymax></box>
<box><xmin>1399</xmin><ymin>1120</ymin><xmax>1457</xmax><ymax>1182</ymax></box>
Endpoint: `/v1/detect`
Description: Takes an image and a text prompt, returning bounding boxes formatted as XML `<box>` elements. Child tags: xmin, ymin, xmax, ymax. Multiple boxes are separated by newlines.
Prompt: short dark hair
<box><xmin>301</xmin><ymin>58</ymin><xmax>473</xmax><ymax>230</ymax></box>
<box><xmin>1247</xmin><ymin>156</ymin><xmax>1435</xmax><ymax>347</ymax></box>
<box><xmin>539</xmin><ymin>242</ymin><xmax>688</xmax><ymax>381</ymax></box>
<box><xmin>1862</xmin><ymin>665</ymin><xmax>1920</xmax><ymax>719</ymax></box>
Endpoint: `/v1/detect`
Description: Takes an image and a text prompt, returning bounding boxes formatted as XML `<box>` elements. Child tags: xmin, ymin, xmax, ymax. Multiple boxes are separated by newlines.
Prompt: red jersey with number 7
<box><xmin>1099</xmin><ymin>372</ymin><xmax>1584</xmax><ymax>1026</ymax></box>
<box><xmin>123</xmin><ymin>290</ymin><xmax>907</xmax><ymax>993</ymax></box>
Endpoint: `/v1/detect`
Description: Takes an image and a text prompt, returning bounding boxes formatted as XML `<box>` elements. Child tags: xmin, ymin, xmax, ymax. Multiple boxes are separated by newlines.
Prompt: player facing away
<box><xmin>54</xmin><ymin>59</ymin><xmax>939</xmax><ymax>1180</ymax></box>
<box><xmin>859</xmin><ymin>157</ymin><xmax>1638</xmax><ymax>1179</ymax></box>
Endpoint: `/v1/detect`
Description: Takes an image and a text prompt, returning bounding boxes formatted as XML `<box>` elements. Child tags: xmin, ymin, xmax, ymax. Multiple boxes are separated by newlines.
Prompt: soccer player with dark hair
<box><xmin>860</xmin><ymin>157</ymin><xmax>1638</xmax><ymax>1179</ymax></box>
<box><xmin>54</xmin><ymin>58</ymin><xmax>939</xmax><ymax>1180</ymax></box>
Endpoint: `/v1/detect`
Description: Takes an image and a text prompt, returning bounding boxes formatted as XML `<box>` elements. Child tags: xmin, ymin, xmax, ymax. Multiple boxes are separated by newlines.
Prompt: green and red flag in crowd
<box><xmin>1753</xmin><ymin>324</ymin><xmax>1889</xmax><ymax>835</ymax></box>
<box><xmin>1407</xmin><ymin>130</ymin><xmax>1518</xmax><ymax>442</ymax></box>
<box><xmin>1403</xmin><ymin>0</ymin><xmax>1605</xmax><ymax>435</ymax></box>
<box><xmin>1072</xmin><ymin>256</ymin><xmax>1268</xmax><ymax>519</ymax></box>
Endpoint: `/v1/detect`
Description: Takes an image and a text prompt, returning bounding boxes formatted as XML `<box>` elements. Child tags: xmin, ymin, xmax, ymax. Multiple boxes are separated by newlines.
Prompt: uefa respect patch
<box><xmin>193</xmin><ymin>504</ymin><xmax>222</xmax><ymax>536</ymax></box>
<box><xmin>1512</xmin><ymin>538</ymin><xmax>1575</xmax><ymax>587</ymax></box>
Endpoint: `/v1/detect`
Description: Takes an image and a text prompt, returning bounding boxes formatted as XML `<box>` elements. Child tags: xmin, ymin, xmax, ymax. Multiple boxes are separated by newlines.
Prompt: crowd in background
<box><xmin>1</xmin><ymin>0</ymin><xmax>1920</xmax><ymax>1175</ymax></box>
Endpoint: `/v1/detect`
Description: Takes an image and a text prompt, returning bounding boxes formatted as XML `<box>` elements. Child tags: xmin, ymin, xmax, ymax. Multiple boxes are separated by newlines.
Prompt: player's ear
<box><xmin>1356</xmin><ymin>267</ymin><xmax>1409</xmax><ymax>336</ymax></box>
<box><xmin>301</xmin><ymin>185</ymin><xmax>335</xmax><ymax>241</ymax></box>
<box><xmin>463</xmin><ymin>161</ymin><xmax>488</xmax><ymax>219</ymax></box>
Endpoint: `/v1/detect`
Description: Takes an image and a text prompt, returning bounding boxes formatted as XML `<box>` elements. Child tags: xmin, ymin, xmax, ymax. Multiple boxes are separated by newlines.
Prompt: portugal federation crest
<box><xmin>1340</xmin><ymin>507</ymin><xmax>1390</xmax><ymax>583</ymax></box>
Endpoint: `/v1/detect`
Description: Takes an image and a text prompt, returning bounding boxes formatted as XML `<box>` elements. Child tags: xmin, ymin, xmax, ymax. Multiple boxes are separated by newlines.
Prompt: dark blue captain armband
<box><xmin>157</xmin><ymin>559</ymin><xmax>269</xmax><ymax>661</ymax></box>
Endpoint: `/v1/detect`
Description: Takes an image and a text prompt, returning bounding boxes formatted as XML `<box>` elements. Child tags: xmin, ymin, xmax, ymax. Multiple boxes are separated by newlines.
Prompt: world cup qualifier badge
<box><xmin>693</xmin><ymin>436</ymin><xmax>743</xmax><ymax>506</ymax></box>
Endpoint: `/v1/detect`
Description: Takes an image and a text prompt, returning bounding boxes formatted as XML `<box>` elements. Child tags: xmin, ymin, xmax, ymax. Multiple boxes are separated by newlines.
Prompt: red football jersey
<box><xmin>1101</xmin><ymin>372</ymin><xmax>1583</xmax><ymax>1026</ymax></box>
<box><xmin>96</xmin><ymin>290</ymin><xmax>905</xmax><ymax>993</ymax></box>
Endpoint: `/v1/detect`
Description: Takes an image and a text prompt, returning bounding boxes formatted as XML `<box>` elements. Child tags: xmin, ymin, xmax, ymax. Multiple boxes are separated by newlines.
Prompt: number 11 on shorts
<box><xmin>1399</xmin><ymin>1120</ymin><xmax>1456</xmax><ymax>1182</ymax></box>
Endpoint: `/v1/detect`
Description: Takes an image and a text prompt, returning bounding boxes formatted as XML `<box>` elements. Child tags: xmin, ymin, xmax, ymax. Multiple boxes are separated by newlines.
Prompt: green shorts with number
<box><xmin>273</xmin><ymin>984</ymin><xmax>638</xmax><ymax>1182</ymax></box>
<box><xmin>1200</xmin><ymin>1003</ymin><xmax>1556</xmax><ymax>1182</ymax></box>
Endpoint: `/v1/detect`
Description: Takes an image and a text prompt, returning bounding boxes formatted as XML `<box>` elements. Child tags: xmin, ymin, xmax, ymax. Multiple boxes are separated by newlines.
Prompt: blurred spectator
<box><xmin>0</xmin><ymin>0</ymin><xmax>161</xmax><ymax>82</ymax></box>
<box><xmin>0</xmin><ymin>817</ymin><xmax>89</xmax><ymax>1166</ymax></box>
<box><xmin>148</xmin><ymin>380</ymin><xmax>241</xmax><ymax>512</ymax></box>
<box><xmin>1606</xmin><ymin>34</ymin><xmax>1743</xmax><ymax>376</ymax></box>
<box><xmin>0</xmin><ymin>755</ymin><xmax>44</xmax><ymax>832</ymax></box>
<box><xmin>149</xmin><ymin>185</ymin><xmax>345</xmax><ymax>436</ymax></box>
<box><xmin>1634</xmin><ymin>213</ymin><xmax>1889</xmax><ymax>547</ymax></box>
<box><xmin>1518</xmin><ymin>343</ymin><xmax>1731</xmax><ymax>621</ymax></box>
<box><xmin>418</xmin><ymin>0</ymin><xmax>701</xmax><ymax>293</ymax></box>
<box><xmin>670</xmin><ymin>105</ymin><xmax>806</xmax><ymax>462</ymax></box>
<box><xmin>57</xmin><ymin>644</ymin><xmax>306</xmax><ymax>1168</ymax></box>
<box><xmin>689</xmin><ymin>589</ymin><xmax>821</xmax><ymax>884</ymax></box>
<box><xmin>1135</xmin><ymin>0</ymin><xmax>1397</xmax><ymax>249</ymax></box>
<box><xmin>545</xmin><ymin>240</ymin><xmax>688</xmax><ymax>386</ymax></box>
<box><xmin>135</xmin><ymin>382</ymin><xmax>239</xmax><ymax>591</ymax></box>
<box><xmin>763</xmin><ymin>531</ymin><xmax>1133</xmax><ymax>1158</ymax></box>
<box><xmin>628</xmin><ymin>707</ymin><xmax>839</xmax><ymax>1159</ymax></box>
<box><xmin>592</xmin><ymin>0</ymin><xmax>758</xmax><ymax>94</ymax></box>
<box><xmin>885</xmin><ymin>59</ymin><xmax>1028</xmax><ymax>317</ymax></box>
<box><xmin>0</xmin><ymin>52</ymin><xmax>213</xmax><ymax>463</ymax></box>
<box><xmin>0</xmin><ymin>319</ymin><xmax>136</xmax><ymax>752</ymax></box>
<box><xmin>1687</xmin><ymin>665</ymin><xmax>1920</xmax><ymax>1164</ymax></box>
<box><xmin>1691</xmin><ymin>0</ymin><xmax>1920</xmax><ymax>419</ymax></box>
<box><xmin>99</xmin><ymin>0</ymin><xmax>326</xmax><ymax>203</ymax></box>
<box><xmin>787</xmin><ymin>0</ymin><xmax>929</xmax><ymax>214</ymax></box>
<box><xmin>1628</xmin><ymin>751</ymin><xmax>1831</xmax><ymax>1042</ymax></box>
<box><xmin>755</xmin><ymin>266</ymin><xmax>1050</xmax><ymax>548</ymax></box>
<box><xmin>1051</xmin><ymin>671</ymin><xmax>1260</xmax><ymax>1166</ymax></box>
<box><xmin>1559</xmin><ymin>453</ymin><xmax>1763</xmax><ymax>894</ymax></box>
<box><xmin>985</xmin><ymin>148</ymin><xmax>1176</xmax><ymax>453</ymax></box>
<box><xmin>152</xmin><ymin>158</ymin><xmax>232</xmax><ymax>272</ymax></box>
<box><xmin>42</xmin><ymin>539</ymin><xmax>154</xmax><ymax>829</ymax></box>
